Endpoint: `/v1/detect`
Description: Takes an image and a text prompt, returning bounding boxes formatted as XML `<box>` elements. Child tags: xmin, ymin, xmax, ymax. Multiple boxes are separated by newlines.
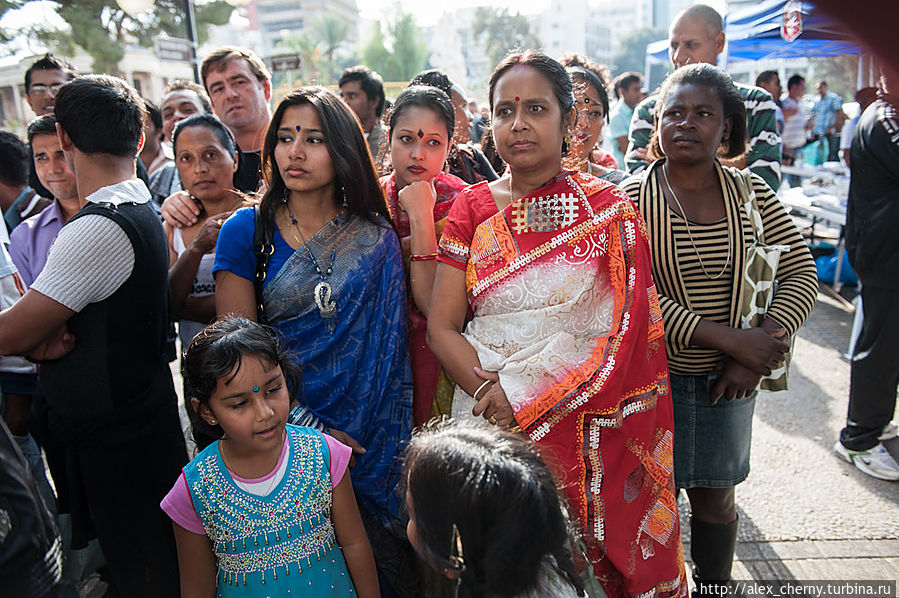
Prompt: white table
<box><xmin>778</xmin><ymin>186</ymin><xmax>848</xmax><ymax>292</ymax></box>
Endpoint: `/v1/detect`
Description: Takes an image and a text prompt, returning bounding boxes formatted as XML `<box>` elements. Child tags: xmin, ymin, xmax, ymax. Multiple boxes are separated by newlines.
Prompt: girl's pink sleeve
<box><xmin>323</xmin><ymin>434</ymin><xmax>352</xmax><ymax>488</ymax></box>
<box><xmin>160</xmin><ymin>472</ymin><xmax>206</xmax><ymax>535</ymax></box>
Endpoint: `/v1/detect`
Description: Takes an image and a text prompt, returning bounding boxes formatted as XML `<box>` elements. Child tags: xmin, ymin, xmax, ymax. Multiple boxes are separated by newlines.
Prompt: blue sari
<box><xmin>264</xmin><ymin>213</ymin><xmax>412</xmax><ymax>524</ymax></box>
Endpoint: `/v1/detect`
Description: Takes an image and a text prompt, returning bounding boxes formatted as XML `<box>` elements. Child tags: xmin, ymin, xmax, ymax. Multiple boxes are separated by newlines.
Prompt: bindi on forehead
<box><xmin>295</xmin><ymin>125</ymin><xmax>301</xmax><ymax>132</ymax></box>
<box><xmin>417</xmin><ymin>129</ymin><xmax>423</xmax><ymax>138</ymax></box>
<box><xmin>514</xmin><ymin>96</ymin><xmax>520</xmax><ymax>102</ymax></box>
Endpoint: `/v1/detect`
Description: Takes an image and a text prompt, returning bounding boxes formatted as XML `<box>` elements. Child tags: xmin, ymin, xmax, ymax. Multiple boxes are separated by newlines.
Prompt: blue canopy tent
<box><xmin>644</xmin><ymin>1</ymin><xmax>863</xmax><ymax>76</ymax></box>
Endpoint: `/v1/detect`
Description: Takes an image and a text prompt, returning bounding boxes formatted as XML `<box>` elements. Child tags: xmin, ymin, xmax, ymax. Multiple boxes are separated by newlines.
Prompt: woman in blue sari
<box><xmin>213</xmin><ymin>87</ymin><xmax>413</xmax><ymax>596</ymax></box>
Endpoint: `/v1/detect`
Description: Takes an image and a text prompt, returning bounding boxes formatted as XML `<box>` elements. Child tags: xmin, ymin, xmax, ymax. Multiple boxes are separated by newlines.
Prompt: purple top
<box><xmin>8</xmin><ymin>200</ymin><xmax>64</xmax><ymax>287</ymax></box>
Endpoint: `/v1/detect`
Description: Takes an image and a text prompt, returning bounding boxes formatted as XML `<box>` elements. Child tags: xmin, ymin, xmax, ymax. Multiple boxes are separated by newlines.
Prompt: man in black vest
<box><xmin>0</xmin><ymin>74</ymin><xmax>187</xmax><ymax>596</ymax></box>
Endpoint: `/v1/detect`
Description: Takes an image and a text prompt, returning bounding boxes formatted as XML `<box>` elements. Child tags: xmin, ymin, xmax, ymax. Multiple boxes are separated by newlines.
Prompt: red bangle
<box><xmin>411</xmin><ymin>253</ymin><xmax>438</xmax><ymax>261</ymax></box>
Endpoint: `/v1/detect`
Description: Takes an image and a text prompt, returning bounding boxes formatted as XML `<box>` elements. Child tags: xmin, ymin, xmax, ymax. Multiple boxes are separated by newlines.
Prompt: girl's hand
<box><xmin>710</xmin><ymin>358</ymin><xmax>762</xmax><ymax>404</ymax></box>
<box><xmin>161</xmin><ymin>190</ymin><xmax>201</xmax><ymax>228</ymax></box>
<box><xmin>471</xmin><ymin>366</ymin><xmax>517</xmax><ymax>428</ymax></box>
<box><xmin>724</xmin><ymin>326</ymin><xmax>788</xmax><ymax>375</ymax></box>
<box><xmin>396</xmin><ymin>180</ymin><xmax>437</xmax><ymax>225</ymax></box>
<box><xmin>189</xmin><ymin>211</ymin><xmax>233</xmax><ymax>255</ymax></box>
<box><xmin>326</xmin><ymin>428</ymin><xmax>366</xmax><ymax>468</ymax></box>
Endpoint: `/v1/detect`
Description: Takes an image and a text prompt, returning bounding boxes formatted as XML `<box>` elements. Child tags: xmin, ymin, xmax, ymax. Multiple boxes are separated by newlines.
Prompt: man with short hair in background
<box><xmin>201</xmin><ymin>46</ymin><xmax>272</xmax><ymax>192</ymax></box>
<box><xmin>608</xmin><ymin>71</ymin><xmax>644</xmax><ymax>169</ymax></box>
<box><xmin>339</xmin><ymin>65</ymin><xmax>387</xmax><ymax>160</ymax></box>
<box><xmin>626</xmin><ymin>4</ymin><xmax>782</xmax><ymax>190</ymax></box>
<box><xmin>756</xmin><ymin>70</ymin><xmax>784</xmax><ymax>135</ymax></box>
<box><xmin>24</xmin><ymin>54</ymin><xmax>76</xmax><ymax>199</ymax></box>
<box><xmin>0</xmin><ymin>74</ymin><xmax>187</xmax><ymax>596</ymax></box>
<box><xmin>808</xmin><ymin>80</ymin><xmax>846</xmax><ymax>163</ymax></box>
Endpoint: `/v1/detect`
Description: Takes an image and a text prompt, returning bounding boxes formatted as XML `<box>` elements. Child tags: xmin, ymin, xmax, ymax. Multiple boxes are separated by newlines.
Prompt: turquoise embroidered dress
<box><xmin>183</xmin><ymin>425</ymin><xmax>356</xmax><ymax>597</ymax></box>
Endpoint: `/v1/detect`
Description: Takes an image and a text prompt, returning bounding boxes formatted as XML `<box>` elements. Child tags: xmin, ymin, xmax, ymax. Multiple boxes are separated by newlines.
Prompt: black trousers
<box><xmin>61</xmin><ymin>400</ymin><xmax>187</xmax><ymax>597</ymax></box>
<box><xmin>840</xmin><ymin>285</ymin><xmax>899</xmax><ymax>450</ymax></box>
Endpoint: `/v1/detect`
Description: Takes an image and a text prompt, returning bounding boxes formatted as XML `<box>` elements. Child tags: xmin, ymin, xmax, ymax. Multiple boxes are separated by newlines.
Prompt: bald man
<box><xmin>626</xmin><ymin>4</ymin><xmax>782</xmax><ymax>190</ymax></box>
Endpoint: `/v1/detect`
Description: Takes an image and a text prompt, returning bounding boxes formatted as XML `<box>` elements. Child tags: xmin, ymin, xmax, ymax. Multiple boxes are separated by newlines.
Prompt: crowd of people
<box><xmin>0</xmin><ymin>2</ymin><xmax>896</xmax><ymax>597</ymax></box>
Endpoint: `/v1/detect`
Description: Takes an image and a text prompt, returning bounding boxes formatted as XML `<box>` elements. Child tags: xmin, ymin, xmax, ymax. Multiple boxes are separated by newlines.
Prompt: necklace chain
<box><xmin>660</xmin><ymin>164</ymin><xmax>732</xmax><ymax>280</ymax></box>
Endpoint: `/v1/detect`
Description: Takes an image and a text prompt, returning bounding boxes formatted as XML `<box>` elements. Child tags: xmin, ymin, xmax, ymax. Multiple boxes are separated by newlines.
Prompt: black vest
<box><xmin>39</xmin><ymin>200</ymin><xmax>175</xmax><ymax>443</ymax></box>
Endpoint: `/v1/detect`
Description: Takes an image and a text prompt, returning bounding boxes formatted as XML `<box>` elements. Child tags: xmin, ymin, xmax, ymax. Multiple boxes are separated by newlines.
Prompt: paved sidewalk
<box><xmin>679</xmin><ymin>288</ymin><xmax>899</xmax><ymax>583</ymax></box>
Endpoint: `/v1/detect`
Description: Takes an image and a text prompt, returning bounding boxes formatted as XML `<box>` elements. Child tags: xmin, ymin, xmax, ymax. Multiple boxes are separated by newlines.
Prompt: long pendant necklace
<box><xmin>284</xmin><ymin>197</ymin><xmax>339</xmax><ymax>333</ymax></box>
<box><xmin>660</xmin><ymin>163</ymin><xmax>732</xmax><ymax>280</ymax></box>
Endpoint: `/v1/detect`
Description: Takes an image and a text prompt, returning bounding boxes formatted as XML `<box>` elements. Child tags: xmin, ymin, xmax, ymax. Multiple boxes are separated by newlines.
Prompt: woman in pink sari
<box><xmin>427</xmin><ymin>50</ymin><xmax>686</xmax><ymax>598</ymax></box>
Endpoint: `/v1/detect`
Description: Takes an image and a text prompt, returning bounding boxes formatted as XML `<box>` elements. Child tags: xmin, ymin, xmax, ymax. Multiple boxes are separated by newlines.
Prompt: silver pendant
<box><xmin>313</xmin><ymin>281</ymin><xmax>337</xmax><ymax>332</ymax></box>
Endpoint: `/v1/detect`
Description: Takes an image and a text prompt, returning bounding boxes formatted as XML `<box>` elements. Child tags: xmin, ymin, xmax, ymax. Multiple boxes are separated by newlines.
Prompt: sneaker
<box><xmin>834</xmin><ymin>441</ymin><xmax>899</xmax><ymax>481</ymax></box>
<box><xmin>878</xmin><ymin>421</ymin><xmax>898</xmax><ymax>442</ymax></box>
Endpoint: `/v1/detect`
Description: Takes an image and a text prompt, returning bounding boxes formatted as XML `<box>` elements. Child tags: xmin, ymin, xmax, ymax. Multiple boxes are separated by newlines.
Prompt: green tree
<box><xmin>809</xmin><ymin>55</ymin><xmax>858</xmax><ymax>101</ymax></box>
<box><xmin>279</xmin><ymin>33</ymin><xmax>323</xmax><ymax>84</ymax></box>
<box><xmin>471</xmin><ymin>7</ymin><xmax>540</xmax><ymax>68</ymax></box>
<box><xmin>0</xmin><ymin>1</ymin><xmax>234</xmax><ymax>74</ymax></box>
<box><xmin>312</xmin><ymin>15</ymin><xmax>350</xmax><ymax>82</ymax></box>
<box><xmin>611</xmin><ymin>27</ymin><xmax>666</xmax><ymax>75</ymax></box>
<box><xmin>386</xmin><ymin>12</ymin><xmax>427</xmax><ymax>81</ymax></box>
<box><xmin>361</xmin><ymin>23</ymin><xmax>391</xmax><ymax>79</ymax></box>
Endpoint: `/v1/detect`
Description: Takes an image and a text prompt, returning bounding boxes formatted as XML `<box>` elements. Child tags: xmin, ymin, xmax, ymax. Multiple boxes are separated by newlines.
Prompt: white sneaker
<box><xmin>834</xmin><ymin>441</ymin><xmax>899</xmax><ymax>481</ymax></box>
<box><xmin>878</xmin><ymin>421</ymin><xmax>898</xmax><ymax>442</ymax></box>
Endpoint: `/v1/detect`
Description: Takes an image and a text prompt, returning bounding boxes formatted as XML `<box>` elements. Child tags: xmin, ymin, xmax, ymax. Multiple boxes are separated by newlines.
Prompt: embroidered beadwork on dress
<box><xmin>186</xmin><ymin>426</ymin><xmax>337</xmax><ymax>588</ymax></box>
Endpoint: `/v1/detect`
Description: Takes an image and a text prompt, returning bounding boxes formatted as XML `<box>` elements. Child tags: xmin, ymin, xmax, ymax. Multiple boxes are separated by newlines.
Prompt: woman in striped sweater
<box><xmin>622</xmin><ymin>64</ymin><xmax>817</xmax><ymax>592</ymax></box>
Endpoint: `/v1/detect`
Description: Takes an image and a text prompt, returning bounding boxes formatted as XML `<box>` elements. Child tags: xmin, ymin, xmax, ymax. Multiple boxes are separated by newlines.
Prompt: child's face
<box><xmin>198</xmin><ymin>357</ymin><xmax>290</xmax><ymax>456</ymax></box>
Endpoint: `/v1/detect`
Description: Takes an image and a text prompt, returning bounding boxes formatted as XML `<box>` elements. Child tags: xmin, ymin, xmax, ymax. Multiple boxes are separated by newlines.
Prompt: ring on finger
<box><xmin>488</xmin><ymin>415</ymin><xmax>498</xmax><ymax>425</ymax></box>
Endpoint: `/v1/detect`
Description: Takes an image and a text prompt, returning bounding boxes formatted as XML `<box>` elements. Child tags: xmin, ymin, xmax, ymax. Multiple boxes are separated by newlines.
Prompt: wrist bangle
<box><xmin>472</xmin><ymin>379</ymin><xmax>493</xmax><ymax>402</ymax></box>
<box><xmin>411</xmin><ymin>253</ymin><xmax>438</xmax><ymax>261</ymax></box>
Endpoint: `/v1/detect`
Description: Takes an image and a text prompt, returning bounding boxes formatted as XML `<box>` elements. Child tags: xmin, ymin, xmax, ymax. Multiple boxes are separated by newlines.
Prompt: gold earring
<box><xmin>210</xmin><ymin>419</ymin><xmax>217</xmax><ymax>425</ymax></box>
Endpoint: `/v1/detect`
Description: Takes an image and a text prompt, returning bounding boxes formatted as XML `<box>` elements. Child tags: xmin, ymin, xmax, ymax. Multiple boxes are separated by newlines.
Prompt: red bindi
<box><xmin>514</xmin><ymin>96</ymin><xmax>520</xmax><ymax>102</ymax></box>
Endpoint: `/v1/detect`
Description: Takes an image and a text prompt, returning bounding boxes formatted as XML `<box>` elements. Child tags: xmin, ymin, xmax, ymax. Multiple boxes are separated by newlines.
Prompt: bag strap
<box><xmin>252</xmin><ymin>205</ymin><xmax>274</xmax><ymax>324</ymax></box>
<box><xmin>732</xmin><ymin>167</ymin><xmax>766</xmax><ymax>244</ymax></box>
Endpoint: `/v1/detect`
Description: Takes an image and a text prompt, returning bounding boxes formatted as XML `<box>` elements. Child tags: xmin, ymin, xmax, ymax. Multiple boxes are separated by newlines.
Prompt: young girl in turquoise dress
<box><xmin>160</xmin><ymin>317</ymin><xmax>379</xmax><ymax>597</ymax></box>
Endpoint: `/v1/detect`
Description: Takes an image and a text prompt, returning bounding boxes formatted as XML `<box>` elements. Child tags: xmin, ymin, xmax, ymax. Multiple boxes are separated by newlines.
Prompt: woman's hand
<box><xmin>161</xmin><ymin>190</ymin><xmax>201</xmax><ymax>228</ymax></box>
<box><xmin>326</xmin><ymin>428</ymin><xmax>366</xmax><ymax>468</ymax></box>
<box><xmin>471</xmin><ymin>367</ymin><xmax>517</xmax><ymax>428</ymax></box>
<box><xmin>396</xmin><ymin>180</ymin><xmax>437</xmax><ymax>225</ymax></box>
<box><xmin>710</xmin><ymin>358</ymin><xmax>762</xmax><ymax>404</ymax></box>
<box><xmin>723</xmin><ymin>326</ymin><xmax>788</xmax><ymax>375</ymax></box>
<box><xmin>189</xmin><ymin>211</ymin><xmax>233</xmax><ymax>255</ymax></box>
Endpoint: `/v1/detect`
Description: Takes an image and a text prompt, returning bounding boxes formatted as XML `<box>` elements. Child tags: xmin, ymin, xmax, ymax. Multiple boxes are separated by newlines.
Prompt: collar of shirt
<box><xmin>85</xmin><ymin>179</ymin><xmax>151</xmax><ymax>206</ymax></box>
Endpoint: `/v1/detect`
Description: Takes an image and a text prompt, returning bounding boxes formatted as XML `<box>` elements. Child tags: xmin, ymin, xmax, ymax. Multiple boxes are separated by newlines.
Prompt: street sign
<box><xmin>270</xmin><ymin>53</ymin><xmax>302</xmax><ymax>72</ymax></box>
<box><xmin>155</xmin><ymin>37</ymin><xmax>193</xmax><ymax>62</ymax></box>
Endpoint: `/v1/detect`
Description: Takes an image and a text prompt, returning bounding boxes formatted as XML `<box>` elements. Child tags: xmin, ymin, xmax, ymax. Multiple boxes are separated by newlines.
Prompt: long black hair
<box><xmin>387</xmin><ymin>85</ymin><xmax>455</xmax><ymax>143</ymax></box>
<box><xmin>648</xmin><ymin>63</ymin><xmax>748</xmax><ymax>161</ymax></box>
<box><xmin>258</xmin><ymin>87</ymin><xmax>390</xmax><ymax>229</ymax></box>
<box><xmin>183</xmin><ymin>317</ymin><xmax>301</xmax><ymax>450</ymax></box>
<box><xmin>404</xmin><ymin>419</ymin><xmax>585</xmax><ymax>598</ymax></box>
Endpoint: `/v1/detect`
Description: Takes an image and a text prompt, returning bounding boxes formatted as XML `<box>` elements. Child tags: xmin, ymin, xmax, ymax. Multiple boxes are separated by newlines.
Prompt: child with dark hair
<box><xmin>213</xmin><ymin>86</ymin><xmax>415</xmax><ymax>595</ymax></box>
<box><xmin>162</xmin><ymin>316</ymin><xmax>379</xmax><ymax>596</ymax></box>
<box><xmin>404</xmin><ymin>419</ymin><xmax>584</xmax><ymax>598</ymax></box>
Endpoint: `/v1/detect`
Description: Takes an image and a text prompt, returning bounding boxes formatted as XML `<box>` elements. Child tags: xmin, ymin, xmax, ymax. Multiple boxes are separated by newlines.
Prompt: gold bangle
<box><xmin>410</xmin><ymin>253</ymin><xmax>438</xmax><ymax>261</ymax></box>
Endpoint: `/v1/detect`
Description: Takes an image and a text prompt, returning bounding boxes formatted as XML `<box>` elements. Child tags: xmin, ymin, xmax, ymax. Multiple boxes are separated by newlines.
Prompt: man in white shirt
<box><xmin>0</xmin><ymin>74</ymin><xmax>186</xmax><ymax>597</ymax></box>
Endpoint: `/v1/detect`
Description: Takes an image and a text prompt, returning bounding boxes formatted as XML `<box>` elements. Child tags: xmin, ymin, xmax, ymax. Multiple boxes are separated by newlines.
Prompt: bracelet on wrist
<box><xmin>411</xmin><ymin>253</ymin><xmax>438</xmax><ymax>261</ymax></box>
<box><xmin>472</xmin><ymin>379</ymin><xmax>494</xmax><ymax>402</ymax></box>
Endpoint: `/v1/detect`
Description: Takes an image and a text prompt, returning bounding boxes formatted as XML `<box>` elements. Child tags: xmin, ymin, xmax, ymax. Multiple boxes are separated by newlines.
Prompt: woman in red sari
<box><xmin>380</xmin><ymin>85</ymin><xmax>468</xmax><ymax>426</ymax></box>
<box><xmin>427</xmin><ymin>51</ymin><xmax>687</xmax><ymax>598</ymax></box>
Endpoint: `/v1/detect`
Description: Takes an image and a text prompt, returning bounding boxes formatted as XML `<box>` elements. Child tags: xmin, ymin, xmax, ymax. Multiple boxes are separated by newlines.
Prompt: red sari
<box><xmin>381</xmin><ymin>171</ymin><xmax>468</xmax><ymax>426</ymax></box>
<box><xmin>438</xmin><ymin>171</ymin><xmax>686</xmax><ymax>598</ymax></box>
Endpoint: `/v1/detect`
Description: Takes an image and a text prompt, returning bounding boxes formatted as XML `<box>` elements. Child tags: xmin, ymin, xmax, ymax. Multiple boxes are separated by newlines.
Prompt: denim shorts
<box><xmin>671</xmin><ymin>372</ymin><xmax>756</xmax><ymax>489</ymax></box>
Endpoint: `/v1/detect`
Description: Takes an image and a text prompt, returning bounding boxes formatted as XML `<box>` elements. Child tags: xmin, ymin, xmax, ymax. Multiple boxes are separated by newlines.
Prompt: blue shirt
<box><xmin>608</xmin><ymin>99</ymin><xmax>634</xmax><ymax>170</ymax></box>
<box><xmin>213</xmin><ymin>206</ymin><xmax>294</xmax><ymax>286</ymax></box>
<box><xmin>810</xmin><ymin>91</ymin><xmax>843</xmax><ymax>135</ymax></box>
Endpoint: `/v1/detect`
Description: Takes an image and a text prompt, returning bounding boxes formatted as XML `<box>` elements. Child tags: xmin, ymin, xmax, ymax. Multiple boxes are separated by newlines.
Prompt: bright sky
<box><xmin>358</xmin><ymin>0</ymin><xmax>550</xmax><ymax>27</ymax></box>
